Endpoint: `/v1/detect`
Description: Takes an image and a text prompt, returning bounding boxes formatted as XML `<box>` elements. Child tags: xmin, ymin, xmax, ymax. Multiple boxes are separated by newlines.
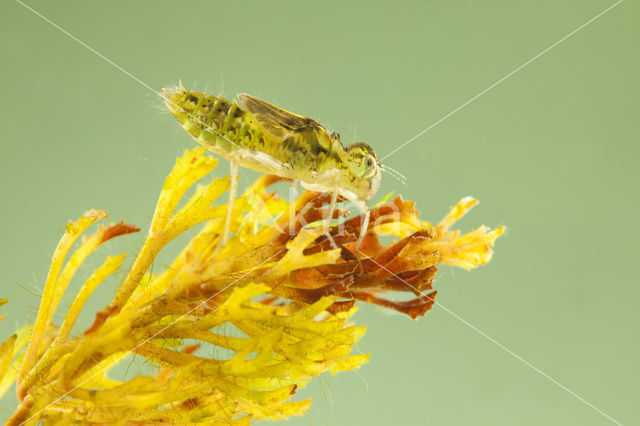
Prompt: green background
<box><xmin>1</xmin><ymin>1</ymin><xmax>638</xmax><ymax>424</ymax></box>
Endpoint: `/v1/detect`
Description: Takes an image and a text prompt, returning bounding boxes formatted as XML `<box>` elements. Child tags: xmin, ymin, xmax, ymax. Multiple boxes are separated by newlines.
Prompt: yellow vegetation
<box><xmin>0</xmin><ymin>147</ymin><xmax>503</xmax><ymax>424</ymax></box>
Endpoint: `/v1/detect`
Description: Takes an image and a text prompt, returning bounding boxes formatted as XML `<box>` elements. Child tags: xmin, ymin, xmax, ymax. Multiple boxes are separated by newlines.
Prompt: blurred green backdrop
<box><xmin>1</xmin><ymin>1</ymin><xmax>638</xmax><ymax>424</ymax></box>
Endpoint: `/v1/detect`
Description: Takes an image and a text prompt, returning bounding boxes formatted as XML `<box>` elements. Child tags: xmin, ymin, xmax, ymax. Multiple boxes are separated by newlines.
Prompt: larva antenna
<box><xmin>381</xmin><ymin>164</ymin><xmax>408</xmax><ymax>187</ymax></box>
<box><xmin>381</xmin><ymin>164</ymin><xmax>407</xmax><ymax>182</ymax></box>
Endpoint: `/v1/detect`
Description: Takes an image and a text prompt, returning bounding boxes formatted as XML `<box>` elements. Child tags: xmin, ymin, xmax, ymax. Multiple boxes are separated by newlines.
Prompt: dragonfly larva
<box><xmin>162</xmin><ymin>84</ymin><xmax>382</xmax><ymax>251</ymax></box>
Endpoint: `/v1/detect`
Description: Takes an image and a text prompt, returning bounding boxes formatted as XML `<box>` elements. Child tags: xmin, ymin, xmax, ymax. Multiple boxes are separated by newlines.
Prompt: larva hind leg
<box><xmin>354</xmin><ymin>201</ymin><xmax>370</xmax><ymax>252</ymax></box>
<box><xmin>290</xmin><ymin>179</ymin><xmax>299</xmax><ymax>199</ymax></box>
<box><xmin>288</xmin><ymin>179</ymin><xmax>300</xmax><ymax>235</ymax></box>
<box><xmin>222</xmin><ymin>158</ymin><xmax>239</xmax><ymax>246</ymax></box>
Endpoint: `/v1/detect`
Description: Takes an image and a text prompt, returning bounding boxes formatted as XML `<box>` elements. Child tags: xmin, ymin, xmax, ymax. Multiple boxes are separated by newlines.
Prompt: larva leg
<box><xmin>300</xmin><ymin>169</ymin><xmax>341</xmax><ymax>249</ymax></box>
<box><xmin>288</xmin><ymin>179</ymin><xmax>299</xmax><ymax>233</ymax></box>
<box><xmin>324</xmin><ymin>187</ymin><xmax>339</xmax><ymax>249</ymax></box>
<box><xmin>223</xmin><ymin>158</ymin><xmax>239</xmax><ymax>245</ymax></box>
<box><xmin>354</xmin><ymin>202</ymin><xmax>370</xmax><ymax>252</ymax></box>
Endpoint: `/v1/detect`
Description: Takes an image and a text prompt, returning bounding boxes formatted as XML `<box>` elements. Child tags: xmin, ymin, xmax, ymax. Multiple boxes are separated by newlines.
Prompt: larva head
<box><xmin>342</xmin><ymin>142</ymin><xmax>381</xmax><ymax>201</ymax></box>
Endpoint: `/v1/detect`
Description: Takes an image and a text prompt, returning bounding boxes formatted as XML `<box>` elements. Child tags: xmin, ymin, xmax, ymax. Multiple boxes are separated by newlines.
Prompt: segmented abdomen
<box><xmin>165</xmin><ymin>89</ymin><xmax>271</xmax><ymax>160</ymax></box>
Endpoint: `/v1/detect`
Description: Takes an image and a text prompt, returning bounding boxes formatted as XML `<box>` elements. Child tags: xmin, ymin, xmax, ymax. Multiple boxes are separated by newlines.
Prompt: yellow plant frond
<box><xmin>430</xmin><ymin>197</ymin><xmax>505</xmax><ymax>270</ymax></box>
<box><xmin>3</xmin><ymin>148</ymin><xmax>503</xmax><ymax>424</ymax></box>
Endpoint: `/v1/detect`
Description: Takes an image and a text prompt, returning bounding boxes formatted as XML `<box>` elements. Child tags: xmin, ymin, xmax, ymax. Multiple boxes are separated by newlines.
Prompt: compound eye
<box><xmin>363</xmin><ymin>154</ymin><xmax>377</xmax><ymax>177</ymax></box>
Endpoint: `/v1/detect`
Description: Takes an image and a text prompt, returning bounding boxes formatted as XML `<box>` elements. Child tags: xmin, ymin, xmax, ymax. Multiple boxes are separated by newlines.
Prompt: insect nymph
<box><xmin>162</xmin><ymin>84</ymin><xmax>382</xmax><ymax>250</ymax></box>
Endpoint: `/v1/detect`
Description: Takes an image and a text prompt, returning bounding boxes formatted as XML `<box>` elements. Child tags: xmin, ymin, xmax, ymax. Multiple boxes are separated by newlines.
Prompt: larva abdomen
<box><xmin>162</xmin><ymin>88</ymin><xmax>254</xmax><ymax>156</ymax></box>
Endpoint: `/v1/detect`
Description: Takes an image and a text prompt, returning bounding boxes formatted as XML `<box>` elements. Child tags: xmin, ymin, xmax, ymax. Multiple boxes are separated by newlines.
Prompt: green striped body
<box><xmin>162</xmin><ymin>88</ymin><xmax>341</xmax><ymax>179</ymax></box>
<box><xmin>162</xmin><ymin>86</ymin><xmax>381</xmax><ymax>202</ymax></box>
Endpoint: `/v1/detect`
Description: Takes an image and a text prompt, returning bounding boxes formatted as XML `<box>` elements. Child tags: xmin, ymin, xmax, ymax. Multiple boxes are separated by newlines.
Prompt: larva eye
<box><xmin>363</xmin><ymin>155</ymin><xmax>377</xmax><ymax>178</ymax></box>
<box><xmin>364</xmin><ymin>155</ymin><xmax>375</xmax><ymax>168</ymax></box>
